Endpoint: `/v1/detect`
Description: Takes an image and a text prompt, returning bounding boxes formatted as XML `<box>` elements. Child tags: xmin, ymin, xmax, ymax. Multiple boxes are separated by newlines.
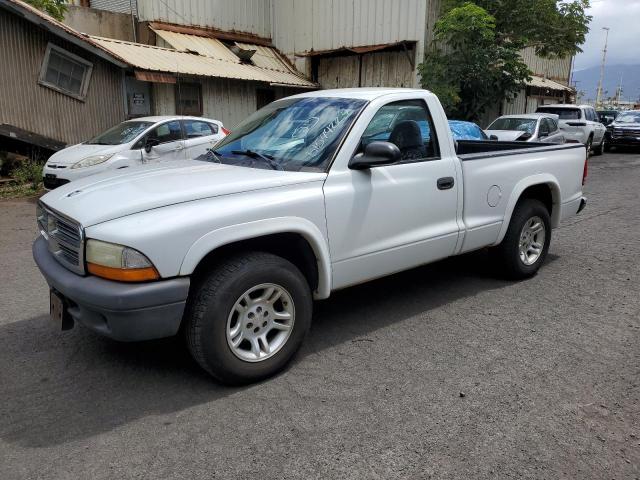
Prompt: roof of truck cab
<box><xmin>289</xmin><ymin>88</ymin><xmax>430</xmax><ymax>101</ymax></box>
<box><xmin>537</xmin><ymin>104</ymin><xmax>588</xmax><ymax>109</ymax></box>
<box><xmin>493</xmin><ymin>113</ymin><xmax>558</xmax><ymax>120</ymax></box>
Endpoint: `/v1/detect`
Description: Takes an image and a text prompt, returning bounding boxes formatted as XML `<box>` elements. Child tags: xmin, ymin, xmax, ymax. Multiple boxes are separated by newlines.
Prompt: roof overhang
<box><xmin>148</xmin><ymin>21</ymin><xmax>274</xmax><ymax>47</ymax></box>
<box><xmin>0</xmin><ymin>0</ymin><xmax>128</xmax><ymax>68</ymax></box>
<box><xmin>526</xmin><ymin>75</ymin><xmax>573</xmax><ymax>92</ymax></box>
<box><xmin>297</xmin><ymin>40</ymin><xmax>417</xmax><ymax>57</ymax></box>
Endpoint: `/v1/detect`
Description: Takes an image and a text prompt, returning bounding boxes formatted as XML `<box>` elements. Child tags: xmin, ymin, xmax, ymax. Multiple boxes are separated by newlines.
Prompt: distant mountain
<box><xmin>572</xmin><ymin>64</ymin><xmax>640</xmax><ymax>104</ymax></box>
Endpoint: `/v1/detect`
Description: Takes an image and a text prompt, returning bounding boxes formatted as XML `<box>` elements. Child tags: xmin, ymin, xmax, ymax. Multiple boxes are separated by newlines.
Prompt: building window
<box><xmin>176</xmin><ymin>82</ymin><xmax>202</xmax><ymax>116</ymax></box>
<box><xmin>39</xmin><ymin>43</ymin><xmax>93</xmax><ymax>100</ymax></box>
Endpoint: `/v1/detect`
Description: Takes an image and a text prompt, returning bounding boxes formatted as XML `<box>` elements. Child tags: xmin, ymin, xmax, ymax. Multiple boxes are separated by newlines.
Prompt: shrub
<box><xmin>11</xmin><ymin>161</ymin><xmax>43</xmax><ymax>189</ymax></box>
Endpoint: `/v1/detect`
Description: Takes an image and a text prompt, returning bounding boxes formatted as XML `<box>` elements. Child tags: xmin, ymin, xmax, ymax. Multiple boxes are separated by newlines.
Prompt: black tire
<box><xmin>184</xmin><ymin>252</ymin><xmax>312</xmax><ymax>385</ymax></box>
<box><xmin>490</xmin><ymin>199</ymin><xmax>551</xmax><ymax>280</ymax></box>
<box><xmin>585</xmin><ymin>136</ymin><xmax>593</xmax><ymax>157</ymax></box>
<box><xmin>592</xmin><ymin>137</ymin><xmax>605</xmax><ymax>156</ymax></box>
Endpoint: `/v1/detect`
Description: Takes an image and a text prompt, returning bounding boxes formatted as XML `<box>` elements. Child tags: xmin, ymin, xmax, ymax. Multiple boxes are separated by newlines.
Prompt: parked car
<box><xmin>536</xmin><ymin>104</ymin><xmax>606</xmax><ymax>155</ymax></box>
<box><xmin>448</xmin><ymin>120</ymin><xmax>488</xmax><ymax>140</ymax></box>
<box><xmin>604</xmin><ymin>110</ymin><xmax>640</xmax><ymax>150</ymax></box>
<box><xmin>485</xmin><ymin>114</ymin><xmax>565</xmax><ymax>143</ymax></box>
<box><xmin>34</xmin><ymin>88</ymin><xmax>587</xmax><ymax>384</ymax></box>
<box><xmin>597</xmin><ymin>109</ymin><xmax>620</xmax><ymax>126</ymax></box>
<box><xmin>42</xmin><ymin>116</ymin><xmax>228</xmax><ymax>189</ymax></box>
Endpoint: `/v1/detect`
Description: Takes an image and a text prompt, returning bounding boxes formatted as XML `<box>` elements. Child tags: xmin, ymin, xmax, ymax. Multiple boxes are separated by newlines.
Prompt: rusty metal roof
<box><xmin>153</xmin><ymin>29</ymin><xmax>240</xmax><ymax>62</ymax></box>
<box><xmin>90</xmin><ymin>35</ymin><xmax>317</xmax><ymax>88</ymax></box>
<box><xmin>527</xmin><ymin>75</ymin><xmax>573</xmax><ymax>92</ymax></box>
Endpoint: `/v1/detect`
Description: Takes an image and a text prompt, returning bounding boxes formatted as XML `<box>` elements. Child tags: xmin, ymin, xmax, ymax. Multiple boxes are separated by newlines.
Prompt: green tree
<box><xmin>418</xmin><ymin>0</ymin><xmax>591</xmax><ymax>121</ymax></box>
<box><xmin>23</xmin><ymin>0</ymin><xmax>67</xmax><ymax>21</ymax></box>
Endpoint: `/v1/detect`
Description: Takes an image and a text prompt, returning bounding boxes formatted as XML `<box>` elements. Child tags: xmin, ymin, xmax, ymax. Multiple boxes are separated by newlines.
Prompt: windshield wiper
<box><xmin>231</xmin><ymin>149</ymin><xmax>282</xmax><ymax>171</ymax></box>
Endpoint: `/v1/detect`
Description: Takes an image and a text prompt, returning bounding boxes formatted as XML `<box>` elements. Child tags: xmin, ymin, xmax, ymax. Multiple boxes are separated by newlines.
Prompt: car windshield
<box><xmin>488</xmin><ymin>118</ymin><xmax>537</xmax><ymax>133</ymax></box>
<box><xmin>536</xmin><ymin>108</ymin><xmax>581</xmax><ymax>120</ymax></box>
<box><xmin>616</xmin><ymin>112</ymin><xmax>640</xmax><ymax>123</ymax></box>
<box><xmin>87</xmin><ymin>121</ymin><xmax>153</xmax><ymax>145</ymax></box>
<box><xmin>209</xmin><ymin>97</ymin><xmax>367</xmax><ymax>172</ymax></box>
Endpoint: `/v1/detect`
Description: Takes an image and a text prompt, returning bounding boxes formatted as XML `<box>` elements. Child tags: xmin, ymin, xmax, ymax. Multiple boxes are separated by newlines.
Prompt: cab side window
<box><xmin>360</xmin><ymin>100</ymin><xmax>440</xmax><ymax>163</ymax></box>
<box><xmin>539</xmin><ymin>119</ymin><xmax>550</xmax><ymax>136</ymax></box>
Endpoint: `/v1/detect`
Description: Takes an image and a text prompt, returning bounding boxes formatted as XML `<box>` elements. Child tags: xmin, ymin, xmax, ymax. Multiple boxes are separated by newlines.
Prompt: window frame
<box><xmin>38</xmin><ymin>43</ymin><xmax>94</xmax><ymax>101</ymax></box>
<box><xmin>175</xmin><ymin>82</ymin><xmax>203</xmax><ymax>116</ymax></box>
<box><xmin>357</xmin><ymin>99</ymin><xmax>441</xmax><ymax>165</ymax></box>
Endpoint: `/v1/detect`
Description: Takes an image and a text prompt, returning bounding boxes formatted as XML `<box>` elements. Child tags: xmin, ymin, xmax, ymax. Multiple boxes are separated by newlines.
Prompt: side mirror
<box><xmin>349</xmin><ymin>141</ymin><xmax>401</xmax><ymax>170</ymax></box>
<box><xmin>489</xmin><ymin>134</ymin><xmax>499</xmax><ymax>141</ymax></box>
<box><xmin>144</xmin><ymin>138</ymin><xmax>159</xmax><ymax>153</ymax></box>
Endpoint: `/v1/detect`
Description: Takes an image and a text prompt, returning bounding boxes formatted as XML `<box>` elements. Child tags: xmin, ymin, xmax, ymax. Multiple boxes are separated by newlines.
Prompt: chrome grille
<box><xmin>613</xmin><ymin>128</ymin><xmax>640</xmax><ymax>137</ymax></box>
<box><xmin>37</xmin><ymin>202</ymin><xmax>85</xmax><ymax>274</ymax></box>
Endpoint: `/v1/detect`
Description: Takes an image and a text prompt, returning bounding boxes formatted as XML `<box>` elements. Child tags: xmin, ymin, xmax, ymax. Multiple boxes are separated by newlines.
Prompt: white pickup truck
<box><xmin>34</xmin><ymin>88</ymin><xmax>588</xmax><ymax>384</ymax></box>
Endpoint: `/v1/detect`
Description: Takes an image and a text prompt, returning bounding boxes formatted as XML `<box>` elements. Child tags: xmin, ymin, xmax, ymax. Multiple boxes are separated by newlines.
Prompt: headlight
<box><xmin>70</xmin><ymin>154</ymin><xmax>114</xmax><ymax>169</ymax></box>
<box><xmin>86</xmin><ymin>239</ymin><xmax>159</xmax><ymax>282</ymax></box>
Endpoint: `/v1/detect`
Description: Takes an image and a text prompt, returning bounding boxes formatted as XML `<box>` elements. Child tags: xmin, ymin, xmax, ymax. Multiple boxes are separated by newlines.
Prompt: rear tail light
<box><xmin>221</xmin><ymin>126</ymin><xmax>231</xmax><ymax>136</ymax></box>
<box><xmin>582</xmin><ymin>155</ymin><xmax>588</xmax><ymax>185</ymax></box>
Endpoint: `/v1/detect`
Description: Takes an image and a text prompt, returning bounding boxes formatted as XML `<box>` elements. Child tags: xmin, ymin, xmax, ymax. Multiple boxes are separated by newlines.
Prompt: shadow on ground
<box><xmin>0</xmin><ymin>250</ymin><xmax>557</xmax><ymax>447</ymax></box>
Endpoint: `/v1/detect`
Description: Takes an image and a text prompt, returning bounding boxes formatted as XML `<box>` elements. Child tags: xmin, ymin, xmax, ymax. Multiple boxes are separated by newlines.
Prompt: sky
<box><xmin>573</xmin><ymin>0</ymin><xmax>640</xmax><ymax>70</ymax></box>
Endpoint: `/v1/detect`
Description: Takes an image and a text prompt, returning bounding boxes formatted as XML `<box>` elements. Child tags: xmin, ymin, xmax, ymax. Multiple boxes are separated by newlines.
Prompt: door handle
<box><xmin>174</xmin><ymin>144</ymin><xmax>184</xmax><ymax>151</ymax></box>
<box><xmin>437</xmin><ymin>177</ymin><xmax>455</xmax><ymax>190</ymax></box>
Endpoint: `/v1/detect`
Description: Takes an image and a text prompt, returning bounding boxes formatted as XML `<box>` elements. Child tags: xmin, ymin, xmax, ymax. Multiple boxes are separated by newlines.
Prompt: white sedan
<box><xmin>486</xmin><ymin>113</ymin><xmax>565</xmax><ymax>144</ymax></box>
<box><xmin>43</xmin><ymin>116</ymin><xmax>228</xmax><ymax>189</ymax></box>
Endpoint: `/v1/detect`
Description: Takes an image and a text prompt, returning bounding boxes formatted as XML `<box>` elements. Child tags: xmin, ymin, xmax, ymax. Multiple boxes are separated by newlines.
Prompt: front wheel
<box><xmin>184</xmin><ymin>252</ymin><xmax>312</xmax><ymax>384</ymax></box>
<box><xmin>490</xmin><ymin>199</ymin><xmax>551</xmax><ymax>279</ymax></box>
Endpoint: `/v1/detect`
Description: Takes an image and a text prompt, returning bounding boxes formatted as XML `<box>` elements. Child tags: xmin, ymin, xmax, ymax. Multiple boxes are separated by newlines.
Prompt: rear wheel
<box><xmin>593</xmin><ymin>137</ymin><xmax>605</xmax><ymax>156</ymax></box>
<box><xmin>184</xmin><ymin>252</ymin><xmax>312</xmax><ymax>384</ymax></box>
<box><xmin>585</xmin><ymin>136</ymin><xmax>593</xmax><ymax>157</ymax></box>
<box><xmin>490</xmin><ymin>199</ymin><xmax>551</xmax><ymax>279</ymax></box>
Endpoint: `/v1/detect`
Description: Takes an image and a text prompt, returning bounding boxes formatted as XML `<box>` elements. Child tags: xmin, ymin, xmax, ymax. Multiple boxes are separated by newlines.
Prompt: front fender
<box><xmin>495</xmin><ymin>174</ymin><xmax>561</xmax><ymax>245</ymax></box>
<box><xmin>179</xmin><ymin>217</ymin><xmax>332</xmax><ymax>299</ymax></box>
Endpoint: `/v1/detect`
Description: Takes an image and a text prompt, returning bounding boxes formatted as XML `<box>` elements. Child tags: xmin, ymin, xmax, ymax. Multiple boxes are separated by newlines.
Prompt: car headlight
<box><xmin>86</xmin><ymin>239</ymin><xmax>159</xmax><ymax>282</ymax></box>
<box><xmin>70</xmin><ymin>154</ymin><xmax>114</xmax><ymax>169</ymax></box>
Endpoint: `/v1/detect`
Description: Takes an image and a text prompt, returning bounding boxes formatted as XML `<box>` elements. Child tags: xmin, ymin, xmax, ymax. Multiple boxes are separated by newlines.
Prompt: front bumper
<box><xmin>607</xmin><ymin>132</ymin><xmax>640</xmax><ymax>147</ymax></box>
<box><xmin>33</xmin><ymin>236</ymin><xmax>190</xmax><ymax>341</ymax></box>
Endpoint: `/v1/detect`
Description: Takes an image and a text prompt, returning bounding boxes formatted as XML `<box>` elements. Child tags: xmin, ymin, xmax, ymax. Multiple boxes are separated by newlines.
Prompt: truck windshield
<box><xmin>488</xmin><ymin>118</ymin><xmax>537</xmax><ymax>133</ymax></box>
<box><xmin>210</xmin><ymin>97</ymin><xmax>367</xmax><ymax>172</ymax></box>
<box><xmin>536</xmin><ymin>108</ymin><xmax>581</xmax><ymax>120</ymax></box>
<box><xmin>86</xmin><ymin>121</ymin><xmax>153</xmax><ymax>145</ymax></box>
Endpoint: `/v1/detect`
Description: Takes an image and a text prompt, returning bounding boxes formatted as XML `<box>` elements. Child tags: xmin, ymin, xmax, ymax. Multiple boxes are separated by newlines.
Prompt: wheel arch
<box><xmin>180</xmin><ymin>218</ymin><xmax>332</xmax><ymax>299</ymax></box>
<box><xmin>495</xmin><ymin>175</ymin><xmax>561</xmax><ymax>245</ymax></box>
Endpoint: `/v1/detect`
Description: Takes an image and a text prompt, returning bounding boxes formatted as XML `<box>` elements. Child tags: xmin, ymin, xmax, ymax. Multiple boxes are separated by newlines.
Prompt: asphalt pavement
<box><xmin>0</xmin><ymin>151</ymin><xmax>638</xmax><ymax>479</ymax></box>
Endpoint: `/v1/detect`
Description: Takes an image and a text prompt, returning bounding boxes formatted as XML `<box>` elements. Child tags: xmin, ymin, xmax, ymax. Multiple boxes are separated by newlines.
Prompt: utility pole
<box><xmin>595</xmin><ymin>27</ymin><xmax>610</xmax><ymax>109</ymax></box>
<box><xmin>616</xmin><ymin>72</ymin><xmax>624</xmax><ymax>107</ymax></box>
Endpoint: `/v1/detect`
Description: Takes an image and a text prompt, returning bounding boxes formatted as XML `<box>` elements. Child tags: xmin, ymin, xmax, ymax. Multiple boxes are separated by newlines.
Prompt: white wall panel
<box><xmin>137</xmin><ymin>0</ymin><xmax>271</xmax><ymax>38</ymax></box>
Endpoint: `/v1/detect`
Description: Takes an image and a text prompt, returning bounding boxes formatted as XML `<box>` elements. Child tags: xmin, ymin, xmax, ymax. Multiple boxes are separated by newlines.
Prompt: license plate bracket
<box><xmin>50</xmin><ymin>290</ymin><xmax>73</xmax><ymax>330</ymax></box>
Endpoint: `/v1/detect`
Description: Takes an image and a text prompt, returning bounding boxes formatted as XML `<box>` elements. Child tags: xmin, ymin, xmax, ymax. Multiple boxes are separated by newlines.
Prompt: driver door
<box><xmin>141</xmin><ymin>120</ymin><xmax>186</xmax><ymax>164</ymax></box>
<box><xmin>323</xmin><ymin>99</ymin><xmax>460</xmax><ymax>290</ymax></box>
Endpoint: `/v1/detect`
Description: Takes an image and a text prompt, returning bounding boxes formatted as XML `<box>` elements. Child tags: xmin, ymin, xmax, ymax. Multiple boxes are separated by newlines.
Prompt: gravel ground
<box><xmin>0</xmin><ymin>151</ymin><xmax>638</xmax><ymax>479</ymax></box>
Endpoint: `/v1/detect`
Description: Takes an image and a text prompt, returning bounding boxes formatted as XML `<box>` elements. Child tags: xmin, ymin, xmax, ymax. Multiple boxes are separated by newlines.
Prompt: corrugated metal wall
<box><xmin>151</xmin><ymin>79</ymin><xmax>297</xmax><ymax>128</ymax></box>
<box><xmin>502</xmin><ymin>90</ymin><xmax>527</xmax><ymax>116</ymax></box>
<box><xmin>271</xmin><ymin>0</ymin><xmax>431</xmax><ymax>84</ymax></box>
<box><xmin>520</xmin><ymin>47</ymin><xmax>571</xmax><ymax>84</ymax></box>
<box><xmin>317</xmin><ymin>49</ymin><xmax>415</xmax><ymax>89</ymax></box>
<box><xmin>136</xmin><ymin>0</ymin><xmax>271</xmax><ymax>38</ymax></box>
<box><xmin>0</xmin><ymin>11</ymin><xmax>125</xmax><ymax>146</ymax></box>
<box><xmin>91</xmin><ymin>0</ymin><xmax>138</xmax><ymax>16</ymax></box>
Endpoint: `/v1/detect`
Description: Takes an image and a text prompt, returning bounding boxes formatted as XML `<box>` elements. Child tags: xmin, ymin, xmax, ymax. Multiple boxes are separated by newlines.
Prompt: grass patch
<box><xmin>0</xmin><ymin>182</ymin><xmax>44</xmax><ymax>200</ymax></box>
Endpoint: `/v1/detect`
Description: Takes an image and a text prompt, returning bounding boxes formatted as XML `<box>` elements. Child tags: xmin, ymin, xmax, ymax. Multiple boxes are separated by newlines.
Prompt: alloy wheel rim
<box><xmin>226</xmin><ymin>283</ymin><xmax>295</xmax><ymax>362</ymax></box>
<box><xmin>518</xmin><ymin>216</ymin><xmax>546</xmax><ymax>266</ymax></box>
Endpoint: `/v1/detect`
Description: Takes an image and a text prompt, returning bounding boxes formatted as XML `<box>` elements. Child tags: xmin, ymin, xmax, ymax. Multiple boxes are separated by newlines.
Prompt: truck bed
<box><xmin>456</xmin><ymin>140</ymin><xmax>586</xmax><ymax>158</ymax></box>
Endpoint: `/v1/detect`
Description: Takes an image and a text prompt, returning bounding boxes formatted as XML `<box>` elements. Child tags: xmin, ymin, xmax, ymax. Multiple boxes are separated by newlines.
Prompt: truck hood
<box><xmin>40</xmin><ymin>160</ymin><xmax>327</xmax><ymax>226</ymax></box>
<box><xmin>484</xmin><ymin>130</ymin><xmax>530</xmax><ymax>142</ymax></box>
<box><xmin>47</xmin><ymin>143</ymin><xmax>125</xmax><ymax>166</ymax></box>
